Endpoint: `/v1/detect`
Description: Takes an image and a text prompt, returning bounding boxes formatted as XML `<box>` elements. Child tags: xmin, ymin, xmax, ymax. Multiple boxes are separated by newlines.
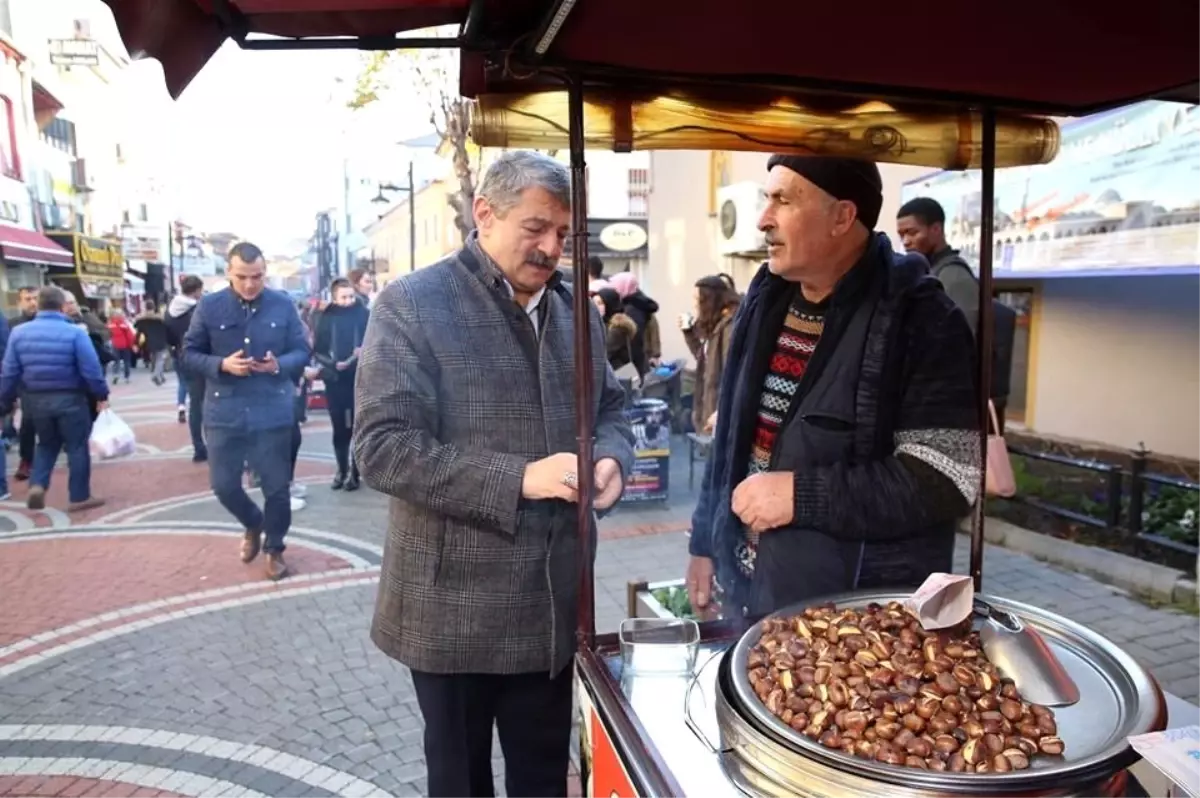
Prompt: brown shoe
<box><xmin>67</xmin><ymin>497</ymin><xmax>106</xmax><ymax>513</ymax></box>
<box><xmin>240</xmin><ymin>529</ymin><xmax>263</xmax><ymax>563</ymax></box>
<box><xmin>265</xmin><ymin>553</ymin><xmax>289</xmax><ymax>581</ymax></box>
<box><xmin>26</xmin><ymin>486</ymin><xmax>45</xmax><ymax>510</ymax></box>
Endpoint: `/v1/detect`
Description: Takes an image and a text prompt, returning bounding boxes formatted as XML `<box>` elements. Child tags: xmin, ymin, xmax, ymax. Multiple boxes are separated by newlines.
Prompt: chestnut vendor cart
<box><xmin>100</xmin><ymin>1</ymin><xmax>1197</xmax><ymax>794</ymax></box>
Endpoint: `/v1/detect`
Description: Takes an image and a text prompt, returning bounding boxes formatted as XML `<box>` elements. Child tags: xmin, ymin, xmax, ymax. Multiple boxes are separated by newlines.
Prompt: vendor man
<box><xmin>686</xmin><ymin>155</ymin><xmax>981</xmax><ymax>616</ymax></box>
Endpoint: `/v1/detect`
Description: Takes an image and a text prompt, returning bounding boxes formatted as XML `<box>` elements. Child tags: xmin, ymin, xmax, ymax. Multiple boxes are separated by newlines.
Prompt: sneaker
<box><xmin>14</xmin><ymin>461</ymin><xmax>30</xmax><ymax>481</ymax></box>
<box><xmin>290</xmin><ymin>482</ymin><xmax>308</xmax><ymax>499</ymax></box>
<box><xmin>290</xmin><ymin>496</ymin><xmax>307</xmax><ymax>512</ymax></box>
<box><xmin>177</xmin><ymin>405</ymin><xmax>187</xmax><ymax>424</ymax></box>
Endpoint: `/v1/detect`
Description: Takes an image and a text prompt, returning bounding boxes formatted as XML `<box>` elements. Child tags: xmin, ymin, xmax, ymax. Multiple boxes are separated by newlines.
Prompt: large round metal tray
<box><xmin>726</xmin><ymin>590</ymin><xmax>1167</xmax><ymax>793</ymax></box>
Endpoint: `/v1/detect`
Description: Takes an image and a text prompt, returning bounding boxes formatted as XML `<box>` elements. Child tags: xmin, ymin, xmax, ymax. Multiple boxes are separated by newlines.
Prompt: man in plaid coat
<box><xmin>355</xmin><ymin>150</ymin><xmax>634</xmax><ymax>798</ymax></box>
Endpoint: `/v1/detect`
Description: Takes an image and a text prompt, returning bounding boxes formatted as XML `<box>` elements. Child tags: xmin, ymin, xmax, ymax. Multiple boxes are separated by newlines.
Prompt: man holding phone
<box><xmin>183</xmin><ymin>242</ymin><xmax>311</xmax><ymax>580</ymax></box>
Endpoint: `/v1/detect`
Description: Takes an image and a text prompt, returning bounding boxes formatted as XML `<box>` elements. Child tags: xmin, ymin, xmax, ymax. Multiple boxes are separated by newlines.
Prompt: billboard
<box><xmin>901</xmin><ymin>102</ymin><xmax>1200</xmax><ymax>278</ymax></box>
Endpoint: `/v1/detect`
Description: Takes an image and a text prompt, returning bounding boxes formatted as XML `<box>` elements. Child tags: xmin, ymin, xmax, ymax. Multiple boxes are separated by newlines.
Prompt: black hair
<box><xmin>330</xmin><ymin>277</ymin><xmax>353</xmax><ymax>293</ymax></box>
<box><xmin>17</xmin><ymin>285</ymin><xmax>37</xmax><ymax>295</ymax></box>
<box><xmin>227</xmin><ymin>241</ymin><xmax>264</xmax><ymax>264</ymax></box>
<box><xmin>588</xmin><ymin>256</ymin><xmax>605</xmax><ymax>280</ymax></box>
<box><xmin>897</xmin><ymin>197</ymin><xmax>946</xmax><ymax>226</ymax></box>
<box><xmin>180</xmin><ymin>275</ymin><xmax>203</xmax><ymax>296</ymax></box>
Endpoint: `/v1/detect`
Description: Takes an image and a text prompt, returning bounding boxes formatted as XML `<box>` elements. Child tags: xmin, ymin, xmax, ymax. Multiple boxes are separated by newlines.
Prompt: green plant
<box><xmin>1143</xmin><ymin>486</ymin><xmax>1199</xmax><ymax>547</ymax></box>
<box><xmin>651</xmin><ymin>586</ymin><xmax>696</xmax><ymax>619</ymax></box>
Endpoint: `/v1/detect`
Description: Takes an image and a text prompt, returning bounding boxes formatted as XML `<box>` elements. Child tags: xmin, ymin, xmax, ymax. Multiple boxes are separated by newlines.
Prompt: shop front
<box><xmin>46</xmin><ymin>233</ymin><xmax>125</xmax><ymax>311</ymax></box>
<box><xmin>0</xmin><ymin>176</ymin><xmax>74</xmax><ymax>311</ymax></box>
<box><xmin>564</xmin><ymin>218</ymin><xmax>650</xmax><ymax>274</ymax></box>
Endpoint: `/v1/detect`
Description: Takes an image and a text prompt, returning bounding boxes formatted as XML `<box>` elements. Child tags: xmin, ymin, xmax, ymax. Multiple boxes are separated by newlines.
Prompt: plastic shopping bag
<box><xmin>90</xmin><ymin>409</ymin><xmax>137</xmax><ymax>460</ymax></box>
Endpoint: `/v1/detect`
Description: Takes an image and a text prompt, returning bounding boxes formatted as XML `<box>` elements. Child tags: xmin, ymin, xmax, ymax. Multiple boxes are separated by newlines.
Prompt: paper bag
<box><xmin>1129</xmin><ymin>726</ymin><xmax>1200</xmax><ymax>798</ymax></box>
<box><xmin>904</xmin><ymin>572</ymin><xmax>975</xmax><ymax>630</ymax></box>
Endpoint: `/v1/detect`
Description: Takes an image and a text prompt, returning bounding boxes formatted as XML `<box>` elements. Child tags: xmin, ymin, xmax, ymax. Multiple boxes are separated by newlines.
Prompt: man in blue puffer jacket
<box><xmin>184</xmin><ymin>242</ymin><xmax>310</xmax><ymax>581</ymax></box>
<box><xmin>0</xmin><ymin>285</ymin><xmax>109</xmax><ymax>512</ymax></box>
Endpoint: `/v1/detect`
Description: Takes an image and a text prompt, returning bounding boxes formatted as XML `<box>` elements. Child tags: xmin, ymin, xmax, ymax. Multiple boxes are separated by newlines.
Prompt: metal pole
<box><xmin>408</xmin><ymin>160</ymin><xmax>416</xmax><ymax>272</ymax></box>
<box><xmin>969</xmin><ymin>107</ymin><xmax>997</xmax><ymax>593</ymax></box>
<box><xmin>568</xmin><ymin>75</ymin><xmax>597</xmax><ymax>651</ymax></box>
<box><xmin>167</xmin><ymin>222</ymin><xmax>174</xmax><ymax>301</ymax></box>
<box><xmin>343</xmin><ymin>156</ymin><xmax>351</xmax><ymax>277</ymax></box>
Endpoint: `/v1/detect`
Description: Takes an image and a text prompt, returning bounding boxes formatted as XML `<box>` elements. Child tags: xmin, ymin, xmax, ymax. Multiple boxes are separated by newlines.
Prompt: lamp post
<box><xmin>371</xmin><ymin>160</ymin><xmax>417</xmax><ymax>273</ymax></box>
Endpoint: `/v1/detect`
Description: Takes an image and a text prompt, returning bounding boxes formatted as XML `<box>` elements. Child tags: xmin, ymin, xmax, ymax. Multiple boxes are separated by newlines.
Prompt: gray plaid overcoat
<box><xmin>355</xmin><ymin>237</ymin><xmax>634</xmax><ymax>677</ymax></box>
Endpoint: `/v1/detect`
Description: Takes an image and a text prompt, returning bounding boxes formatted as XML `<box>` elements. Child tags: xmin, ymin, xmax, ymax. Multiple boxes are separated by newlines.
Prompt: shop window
<box><xmin>0</xmin><ymin>94</ymin><xmax>20</xmax><ymax>180</ymax></box>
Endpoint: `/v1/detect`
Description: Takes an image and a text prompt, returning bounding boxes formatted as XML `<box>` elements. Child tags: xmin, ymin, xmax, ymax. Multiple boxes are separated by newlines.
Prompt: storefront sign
<box><xmin>48</xmin><ymin>39</ymin><xmax>100</xmax><ymax>66</ymax></box>
<box><xmin>122</xmin><ymin>228</ymin><xmax>164</xmax><ymax>262</ymax></box>
<box><xmin>902</xmin><ymin>101</ymin><xmax>1200</xmax><ymax>277</ymax></box>
<box><xmin>565</xmin><ymin>218</ymin><xmax>650</xmax><ymax>259</ymax></box>
<box><xmin>75</xmin><ymin>236</ymin><xmax>124</xmax><ymax>280</ymax></box>
<box><xmin>80</xmin><ymin>279</ymin><xmax>124</xmax><ymax>300</ymax></box>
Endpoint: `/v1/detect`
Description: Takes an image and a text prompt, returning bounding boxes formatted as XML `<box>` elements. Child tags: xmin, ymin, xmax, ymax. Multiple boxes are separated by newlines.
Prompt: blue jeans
<box><xmin>184</xmin><ymin>375</ymin><xmax>206</xmax><ymax>458</ymax></box>
<box><xmin>28</xmin><ymin>393</ymin><xmax>93</xmax><ymax>503</ymax></box>
<box><xmin>176</xmin><ymin>371</ymin><xmax>188</xmax><ymax>405</ymax></box>
<box><xmin>207</xmin><ymin>424</ymin><xmax>292</xmax><ymax>553</ymax></box>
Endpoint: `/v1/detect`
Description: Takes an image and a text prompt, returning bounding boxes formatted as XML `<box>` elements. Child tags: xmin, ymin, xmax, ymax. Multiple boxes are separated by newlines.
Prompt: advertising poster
<box><xmin>901</xmin><ymin>101</ymin><xmax>1200</xmax><ymax>278</ymax></box>
<box><xmin>623</xmin><ymin>399</ymin><xmax>670</xmax><ymax>503</ymax></box>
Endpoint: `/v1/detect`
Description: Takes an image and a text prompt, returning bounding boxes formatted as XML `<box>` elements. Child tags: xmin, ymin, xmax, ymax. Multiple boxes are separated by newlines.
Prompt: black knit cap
<box><xmin>766</xmin><ymin>154</ymin><xmax>883</xmax><ymax>230</ymax></box>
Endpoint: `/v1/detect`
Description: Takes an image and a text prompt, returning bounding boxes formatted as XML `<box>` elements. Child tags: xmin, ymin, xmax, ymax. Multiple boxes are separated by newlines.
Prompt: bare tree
<box><xmin>350</xmin><ymin>37</ymin><xmax>477</xmax><ymax>239</ymax></box>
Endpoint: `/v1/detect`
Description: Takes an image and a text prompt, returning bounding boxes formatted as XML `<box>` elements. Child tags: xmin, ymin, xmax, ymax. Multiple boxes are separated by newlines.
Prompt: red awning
<box><xmin>0</xmin><ymin>225</ymin><xmax>75</xmax><ymax>268</ymax></box>
<box><xmin>102</xmin><ymin>0</ymin><xmax>1197</xmax><ymax>113</ymax></box>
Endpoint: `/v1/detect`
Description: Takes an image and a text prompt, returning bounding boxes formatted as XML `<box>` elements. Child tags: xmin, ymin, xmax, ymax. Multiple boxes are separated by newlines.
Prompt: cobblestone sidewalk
<box><xmin>0</xmin><ymin>372</ymin><xmax>1195</xmax><ymax>797</ymax></box>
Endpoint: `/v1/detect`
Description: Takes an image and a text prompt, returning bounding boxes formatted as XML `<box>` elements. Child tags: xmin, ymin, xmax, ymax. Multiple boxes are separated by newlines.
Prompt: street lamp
<box><xmin>371</xmin><ymin>160</ymin><xmax>417</xmax><ymax>273</ymax></box>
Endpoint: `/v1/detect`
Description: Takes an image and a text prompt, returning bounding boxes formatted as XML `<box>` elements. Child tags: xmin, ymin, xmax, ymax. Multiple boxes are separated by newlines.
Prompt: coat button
<box><xmin>244</xmin><ymin>337</ymin><xmax>250</xmax><ymax>344</ymax></box>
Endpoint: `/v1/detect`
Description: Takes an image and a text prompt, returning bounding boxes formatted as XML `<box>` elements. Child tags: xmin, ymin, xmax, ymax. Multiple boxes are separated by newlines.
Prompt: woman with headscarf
<box><xmin>592</xmin><ymin>287</ymin><xmax>638</xmax><ymax>372</ymax></box>
<box><xmin>682</xmin><ymin>274</ymin><xmax>741</xmax><ymax>434</ymax></box>
<box><xmin>608</xmin><ymin>272</ymin><xmax>661</xmax><ymax>376</ymax></box>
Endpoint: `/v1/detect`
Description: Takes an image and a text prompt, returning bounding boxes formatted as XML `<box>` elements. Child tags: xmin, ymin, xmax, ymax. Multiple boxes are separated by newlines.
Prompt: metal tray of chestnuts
<box><xmin>722</xmin><ymin>590</ymin><xmax>1166</xmax><ymax>795</ymax></box>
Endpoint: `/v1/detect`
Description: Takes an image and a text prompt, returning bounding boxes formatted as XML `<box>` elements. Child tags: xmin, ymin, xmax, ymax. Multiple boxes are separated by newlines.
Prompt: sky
<box><xmin>108</xmin><ymin>23</ymin><xmax>438</xmax><ymax>252</ymax></box>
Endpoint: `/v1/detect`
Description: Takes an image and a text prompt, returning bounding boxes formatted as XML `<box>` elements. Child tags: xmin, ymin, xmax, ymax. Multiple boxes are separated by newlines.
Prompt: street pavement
<box><xmin>0</xmin><ymin>370</ymin><xmax>1196</xmax><ymax>797</ymax></box>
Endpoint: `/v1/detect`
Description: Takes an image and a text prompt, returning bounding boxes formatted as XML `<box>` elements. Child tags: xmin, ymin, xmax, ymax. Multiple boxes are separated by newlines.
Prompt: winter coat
<box><xmin>621</xmin><ymin>290</ymin><xmax>661</xmax><ymax>375</ymax></box>
<box><xmin>134</xmin><ymin>311</ymin><xmax>169</xmax><ymax>353</ymax></box>
<box><xmin>313</xmin><ymin>301</ymin><xmax>370</xmax><ymax>384</ymax></box>
<box><xmin>0</xmin><ymin>311</ymin><xmax>110</xmax><ymax>408</ymax></box>
<box><xmin>356</xmin><ymin>233</ymin><xmax>634</xmax><ymax>677</ymax></box>
<box><xmin>108</xmin><ymin>318</ymin><xmax>136</xmax><ymax>351</ymax></box>
<box><xmin>683</xmin><ymin>307</ymin><xmax>738</xmax><ymax>434</ymax></box>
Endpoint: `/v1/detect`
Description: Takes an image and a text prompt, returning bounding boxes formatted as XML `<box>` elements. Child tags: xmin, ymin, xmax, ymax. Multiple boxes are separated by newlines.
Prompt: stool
<box><xmin>687</xmin><ymin>432</ymin><xmax>713</xmax><ymax>489</ymax></box>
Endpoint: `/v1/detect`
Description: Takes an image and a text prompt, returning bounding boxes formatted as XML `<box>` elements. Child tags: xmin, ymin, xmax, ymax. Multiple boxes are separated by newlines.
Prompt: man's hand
<box><xmin>732</xmin><ymin>471</ymin><xmax>794</xmax><ymax>533</ymax></box>
<box><xmin>335</xmin><ymin>360</ymin><xmax>350</xmax><ymax>371</ymax></box>
<box><xmin>704</xmin><ymin>411</ymin><xmax>718</xmax><ymax>434</ymax></box>
<box><xmin>593</xmin><ymin>457</ymin><xmax>624</xmax><ymax>511</ymax></box>
<box><xmin>686</xmin><ymin>555</ymin><xmax>716</xmax><ymax>612</ymax></box>
<box><xmin>221</xmin><ymin>349</ymin><xmax>254</xmax><ymax>377</ymax></box>
<box><xmin>521</xmin><ymin>452</ymin><xmax>580</xmax><ymax>502</ymax></box>
<box><xmin>250</xmin><ymin>351</ymin><xmax>280</xmax><ymax>375</ymax></box>
<box><xmin>96</xmin><ymin>400</ymin><xmax>109</xmax><ymax>413</ymax></box>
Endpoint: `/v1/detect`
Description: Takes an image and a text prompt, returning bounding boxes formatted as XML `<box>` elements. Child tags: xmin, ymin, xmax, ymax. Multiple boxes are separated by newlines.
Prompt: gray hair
<box><xmin>477</xmin><ymin>150</ymin><xmax>571</xmax><ymax>217</ymax></box>
<box><xmin>38</xmin><ymin>285</ymin><xmax>67</xmax><ymax>312</ymax></box>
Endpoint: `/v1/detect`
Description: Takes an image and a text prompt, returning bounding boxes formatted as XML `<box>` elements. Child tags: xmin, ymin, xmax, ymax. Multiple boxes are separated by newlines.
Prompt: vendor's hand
<box><xmin>522</xmin><ymin>452</ymin><xmax>580</xmax><ymax>502</ymax></box>
<box><xmin>96</xmin><ymin>400</ymin><xmax>109</xmax><ymax>412</ymax></box>
<box><xmin>704</xmin><ymin>411</ymin><xmax>718</xmax><ymax>434</ymax></box>
<box><xmin>686</xmin><ymin>555</ymin><xmax>716</xmax><ymax>611</ymax></box>
<box><xmin>732</xmin><ymin>471</ymin><xmax>794</xmax><ymax>534</ymax></box>
<box><xmin>353</xmin><ymin>346</ymin><xmax>362</xmax><ymax>357</ymax></box>
<box><xmin>593</xmin><ymin>457</ymin><xmax>624</xmax><ymax>511</ymax></box>
<box><xmin>221</xmin><ymin>349</ymin><xmax>254</xmax><ymax>377</ymax></box>
<box><xmin>250</xmin><ymin>351</ymin><xmax>280</xmax><ymax>375</ymax></box>
<box><xmin>335</xmin><ymin>360</ymin><xmax>350</xmax><ymax>371</ymax></box>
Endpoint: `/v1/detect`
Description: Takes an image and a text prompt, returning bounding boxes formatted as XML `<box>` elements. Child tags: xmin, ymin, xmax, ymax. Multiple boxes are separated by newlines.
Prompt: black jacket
<box><xmin>690</xmin><ymin>234</ymin><xmax>980</xmax><ymax>614</ymax></box>
<box><xmin>621</xmin><ymin>290</ymin><xmax>660</xmax><ymax>376</ymax></box>
<box><xmin>314</xmin><ymin>301</ymin><xmax>370</xmax><ymax>384</ymax></box>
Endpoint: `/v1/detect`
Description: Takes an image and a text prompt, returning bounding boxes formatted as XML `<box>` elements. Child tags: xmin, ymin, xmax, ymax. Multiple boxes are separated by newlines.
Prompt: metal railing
<box><xmin>1005</xmin><ymin>443</ymin><xmax>1199</xmax><ymax>551</ymax></box>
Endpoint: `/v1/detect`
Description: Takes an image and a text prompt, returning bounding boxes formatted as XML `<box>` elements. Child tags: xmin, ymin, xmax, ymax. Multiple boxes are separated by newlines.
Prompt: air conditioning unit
<box><xmin>717</xmin><ymin>181</ymin><xmax>766</xmax><ymax>255</ymax></box>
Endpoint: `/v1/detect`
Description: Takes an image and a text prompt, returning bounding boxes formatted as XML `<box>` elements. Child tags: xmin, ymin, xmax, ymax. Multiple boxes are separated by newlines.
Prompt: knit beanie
<box><xmin>766</xmin><ymin>155</ymin><xmax>883</xmax><ymax>230</ymax></box>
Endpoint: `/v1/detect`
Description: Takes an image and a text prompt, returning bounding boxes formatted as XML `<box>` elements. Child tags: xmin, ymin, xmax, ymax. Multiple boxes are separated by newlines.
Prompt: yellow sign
<box><xmin>73</xmin><ymin>235</ymin><xmax>124</xmax><ymax>281</ymax></box>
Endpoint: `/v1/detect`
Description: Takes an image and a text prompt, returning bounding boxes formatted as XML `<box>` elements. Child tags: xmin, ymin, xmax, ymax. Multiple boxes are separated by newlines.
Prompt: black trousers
<box><xmin>18</xmin><ymin>414</ymin><xmax>35</xmax><ymax>464</ymax></box>
<box><xmin>410</xmin><ymin>668</ymin><xmax>573</xmax><ymax>798</ymax></box>
<box><xmin>326</xmin><ymin>379</ymin><xmax>355</xmax><ymax>475</ymax></box>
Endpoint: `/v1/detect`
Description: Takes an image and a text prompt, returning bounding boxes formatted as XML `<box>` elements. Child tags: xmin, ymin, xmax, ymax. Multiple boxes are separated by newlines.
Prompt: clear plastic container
<box><xmin>619</xmin><ymin>617</ymin><xmax>701</xmax><ymax>675</ymax></box>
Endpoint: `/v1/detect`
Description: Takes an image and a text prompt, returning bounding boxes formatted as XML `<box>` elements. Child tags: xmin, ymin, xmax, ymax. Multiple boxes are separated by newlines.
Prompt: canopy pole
<box><xmin>568</xmin><ymin>74</ymin><xmax>598</xmax><ymax>651</ymax></box>
<box><xmin>969</xmin><ymin>106</ymin><xmax>997</xmax><ymax>592</ymax></box>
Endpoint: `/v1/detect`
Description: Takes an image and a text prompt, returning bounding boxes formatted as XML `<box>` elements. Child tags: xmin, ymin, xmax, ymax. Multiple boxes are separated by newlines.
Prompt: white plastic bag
<box><xmin>90</xmin><ymin>409</ymin><xmax>137</xmax><ymax>460</ymax></box>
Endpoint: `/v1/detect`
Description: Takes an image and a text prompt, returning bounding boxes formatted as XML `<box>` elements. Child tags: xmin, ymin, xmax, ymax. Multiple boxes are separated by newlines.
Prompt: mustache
<box><xmin>763</xmin><ymin>232</ymin><xmax>782</xmax><ymax>246</ymax></box>
<box><xmin>526</xmin><ymin>250</ymin><xmax>555</xmax><ymax>268</ymax></box>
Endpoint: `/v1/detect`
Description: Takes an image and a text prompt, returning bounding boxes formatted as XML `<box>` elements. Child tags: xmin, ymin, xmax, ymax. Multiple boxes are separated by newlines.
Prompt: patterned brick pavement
<box><xmin>0</xmin><ymin>370</ymin><xmax>1194</xmax><ymax>797</ymax></box>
